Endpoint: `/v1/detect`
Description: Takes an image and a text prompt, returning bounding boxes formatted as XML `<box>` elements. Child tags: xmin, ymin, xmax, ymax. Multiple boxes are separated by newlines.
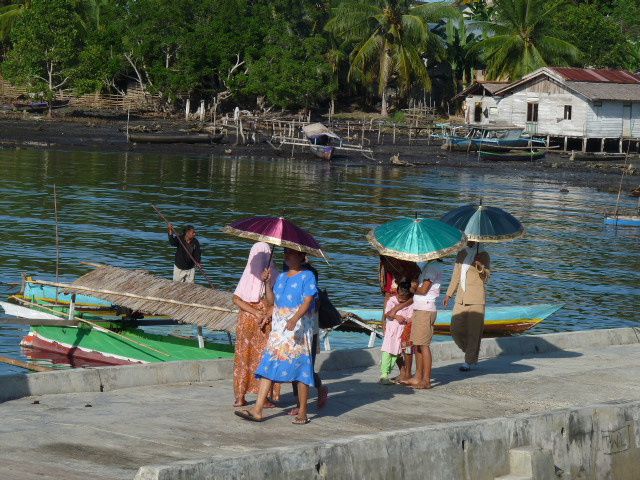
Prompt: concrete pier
<box><xmin>1</xmin><ymin>328</ymin><xmax>640</xmax><ymax>480</ymax></box>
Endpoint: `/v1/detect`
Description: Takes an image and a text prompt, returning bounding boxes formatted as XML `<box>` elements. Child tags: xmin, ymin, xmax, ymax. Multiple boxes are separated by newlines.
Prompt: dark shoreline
<box><xmin>1</xmin><ymin>113</ymin><xmax>638</xmax><ymax>195</ymax></box>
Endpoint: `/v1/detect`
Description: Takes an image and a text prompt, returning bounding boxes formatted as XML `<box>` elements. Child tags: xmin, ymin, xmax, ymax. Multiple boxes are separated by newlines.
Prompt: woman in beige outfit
<box><xmin>443</xmin><ymin>242</ymin><xmax>490</xmax><ymax>371</ymax></box>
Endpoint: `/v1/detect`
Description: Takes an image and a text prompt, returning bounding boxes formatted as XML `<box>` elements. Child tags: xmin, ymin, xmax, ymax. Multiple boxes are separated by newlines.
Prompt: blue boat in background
<box><xmin>340</xmin><ymin>304</ymin><xmax>563</xmax><ymax>337</ymax></box>
<box><xmin>442</xmin><ymin>126</ymin><xmax>546</xmax><ymax>152</ymax></box>
<box><xmin>18</xmin><ymin>278</ymin><xmax>112</xmax><ymax>308</ymax></box>
<box><xmin>604</xmin><ymin>215</ymin><xmax>640</xmax><ymax>227</ymax></box>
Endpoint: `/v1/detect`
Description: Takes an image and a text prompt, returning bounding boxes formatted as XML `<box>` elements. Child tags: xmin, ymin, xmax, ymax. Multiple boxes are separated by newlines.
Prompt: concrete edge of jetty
<box><xmin>133</xmin><ymin>399</ymin><xmax>640</xmax><ymax>480</ymax></box>
<box><xmin>1</xmin><ymin>326</ymin><xmax>639</xmax><ymax>404</ymax></box>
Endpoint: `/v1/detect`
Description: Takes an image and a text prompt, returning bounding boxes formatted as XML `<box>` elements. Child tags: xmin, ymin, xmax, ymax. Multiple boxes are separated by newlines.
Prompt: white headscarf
<box><xmin>460</xmin><ymin>244</ymin><xmax>486</xmax><ymax>292</ymax></box>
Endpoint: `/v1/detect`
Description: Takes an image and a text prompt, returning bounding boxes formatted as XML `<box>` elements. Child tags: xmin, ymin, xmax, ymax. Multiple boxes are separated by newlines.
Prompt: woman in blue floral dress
<box><xmin>235</xmin><ymin>247</ymin><xmax>318</xmax><ymax>425</ymax></box>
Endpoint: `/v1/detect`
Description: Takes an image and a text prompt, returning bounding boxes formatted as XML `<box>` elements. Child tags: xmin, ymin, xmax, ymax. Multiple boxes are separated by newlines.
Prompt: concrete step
<box><xmin>509</xmin><ymin>446</ymin><xmax>536</xmax><ymax>476</ymax></box>
<box><xmin>494</xmin><ymin>446</ymin><xmax>556</xmax><ymax>480</ymax></box>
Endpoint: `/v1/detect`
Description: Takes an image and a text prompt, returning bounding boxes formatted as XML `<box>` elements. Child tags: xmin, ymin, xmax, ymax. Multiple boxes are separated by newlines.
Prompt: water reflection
<box><xmin>0</xmin><ymin>149</ymin><xmax>638</xmax><ymax>373</ymax></box>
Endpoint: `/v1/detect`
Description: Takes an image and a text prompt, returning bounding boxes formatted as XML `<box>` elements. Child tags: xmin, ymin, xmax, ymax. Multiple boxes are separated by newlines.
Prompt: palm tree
<box><xmin>326</xmin><ymin>0</ymin><xmax>457</xmax><ymax>115</ymax></box>
<box><xmin>470</xmin><ymin>0</ymin><xmax>579</xmax><ymax>80</ymax></box>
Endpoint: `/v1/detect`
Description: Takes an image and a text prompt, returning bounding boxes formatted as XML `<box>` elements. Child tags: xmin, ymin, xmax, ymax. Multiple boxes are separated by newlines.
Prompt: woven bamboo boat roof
<box><xmin>64</xmin><ymin>265</ymin><xmax>238</xmax><ymax>331</ymax></box>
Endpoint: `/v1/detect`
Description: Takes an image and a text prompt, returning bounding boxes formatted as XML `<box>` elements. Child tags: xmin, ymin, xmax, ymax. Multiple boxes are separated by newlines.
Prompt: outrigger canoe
<box><xmin>1</xmin><ymin>301</ymin><xmax>234</xmax><ymax>366</ymax></box>
<box><xmin>340</xmin><ymin>304</ymin><xmax>562</xmax><ymax>337</ymax></box>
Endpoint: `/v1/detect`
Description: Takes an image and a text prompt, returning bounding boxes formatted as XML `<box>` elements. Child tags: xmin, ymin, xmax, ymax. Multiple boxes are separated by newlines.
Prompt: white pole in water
<box><xmin>368</xmin><ymin>331</ymin><xmax>376</xmax><ymax>348</ymax></box>
<box><xmin>197</xmin><ymin>326</ymin><xmax>204</xmax><ymax>348</ymax></box>
<box><xmin>53</xmin><ymin>184</ymin><xmax>60</xmax><ymax>301</ymax></box>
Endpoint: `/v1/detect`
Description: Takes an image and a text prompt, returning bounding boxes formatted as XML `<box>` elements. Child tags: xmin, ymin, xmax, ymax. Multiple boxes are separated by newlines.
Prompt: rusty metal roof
<box><xmin>550</xmin><ymin>67</ymin><xmax>640</xmax><ymax>84</ymax></box>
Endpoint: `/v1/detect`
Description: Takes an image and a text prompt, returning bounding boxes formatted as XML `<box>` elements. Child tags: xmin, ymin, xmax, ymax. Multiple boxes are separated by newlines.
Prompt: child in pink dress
<box><xmin>379</xmin><ymin>283</ymin><xmax>414</xmax><ymax>385</ymax></box>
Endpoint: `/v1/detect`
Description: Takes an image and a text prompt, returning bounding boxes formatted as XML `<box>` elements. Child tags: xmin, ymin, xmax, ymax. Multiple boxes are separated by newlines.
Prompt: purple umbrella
<box><xmin>222</xmin><ymin>216</ymin><xmax>327</xmax><ymax>260</ymax></box>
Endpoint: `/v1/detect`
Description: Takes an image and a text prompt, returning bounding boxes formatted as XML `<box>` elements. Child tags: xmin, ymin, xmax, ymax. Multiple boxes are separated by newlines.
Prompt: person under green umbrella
<box><xmin>368</xmin><ymin>216</ymin><xmax>466</xmax><ymax>388</ymax></box>
<box><xmin>443</xmin><ymin>241</ymin><xmax>491</xmax><ymax>372</ymax></box>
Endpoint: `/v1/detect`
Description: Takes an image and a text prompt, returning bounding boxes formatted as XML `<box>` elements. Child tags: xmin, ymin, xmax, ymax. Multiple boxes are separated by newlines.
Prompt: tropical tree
<box><xmin>2</xmin><ymin>0</ymin><xmax>82</xmax><ymax>114</ymax></box>
<box><xmin>470</xmin><ymin>0</ymin><xmax>579</xmax><ymax>81</ymax></box>
<box><xmin>441</xmin><ymin>17</ymin><xmax>481</xmax><ymax>93</ymax></box>
<box><xmin>326</xmin><ymin>0</ymin><xmax>457</xmax><ymax>115</ymax></box>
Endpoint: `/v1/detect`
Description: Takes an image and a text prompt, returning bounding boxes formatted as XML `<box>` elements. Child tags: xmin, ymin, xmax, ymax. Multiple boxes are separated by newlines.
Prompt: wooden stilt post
<box><xmin>393</xmin><ymin>123</ymin><xmax>396</xmax><ymax>144</ymax></box>
<box><xmin>582</xmin><ymin>136</ymin><xmax>587</xmax><ymax>153</ymax></box>
<box><xmin>197</xmin><ymin>325</ymin><xmax>204</xmax><ymax>348</ymax></box>
<box><xmin>601</xmin><ymin>138</ymin><xmax>605</xmax><ymax>152</ymax></box>
<box><xmin>564</xmin><ymin>136</ymin><xmax>568</xmax><ymax>152</ymax></box>
<box><xmin>185</xmin><ymin>99</ymin><xmax>190</xmax><ymax>121</ymax></box>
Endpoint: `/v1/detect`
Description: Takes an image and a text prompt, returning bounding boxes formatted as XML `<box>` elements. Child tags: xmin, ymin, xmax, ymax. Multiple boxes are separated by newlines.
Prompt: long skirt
<box><xmin>255</xmin><ymin>306</ymin><xmax>316</xmax><ymax>387</ymax></box>
<box><xmin>233</xmin><ymin>300</ymin><xmax>281</xmax><ymax>398</ymax></box>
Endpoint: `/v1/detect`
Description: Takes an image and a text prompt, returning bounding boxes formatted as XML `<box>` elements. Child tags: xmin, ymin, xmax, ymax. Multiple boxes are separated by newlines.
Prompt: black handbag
<box><xmin>318</xmin><ymin>288</ymin><xmax>342</xmax><ymax>329</ymax></box>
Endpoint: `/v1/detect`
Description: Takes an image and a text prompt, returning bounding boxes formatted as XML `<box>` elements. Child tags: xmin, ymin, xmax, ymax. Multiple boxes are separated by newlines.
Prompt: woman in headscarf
<box><xmin>232</xmin><ymin>242</ymin><xmax>281</xmax><ymax>407</ymax></box>
<box><xmin>235</xmin><ymin>247</ymin><xmax>318</xmax><ymax>425</ymax></box>
<box><xmin>443</xmin><ymin>241</ymin><xmax>491</xmax><ymax>372</ymax></box>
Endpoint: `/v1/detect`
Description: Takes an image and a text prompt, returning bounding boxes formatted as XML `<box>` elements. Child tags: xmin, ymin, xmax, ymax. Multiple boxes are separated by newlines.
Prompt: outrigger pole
<box><xmin>152</xmin><ymin>205</ymin><xmax>216</xmax><ymax>292</ymax></box>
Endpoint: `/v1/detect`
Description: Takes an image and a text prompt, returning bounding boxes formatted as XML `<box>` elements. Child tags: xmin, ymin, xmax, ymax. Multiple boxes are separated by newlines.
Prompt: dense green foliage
<box><xmin>0</xmin><ymin>0</ymin><xmax>638</xmax><ymax>113</ymax></box>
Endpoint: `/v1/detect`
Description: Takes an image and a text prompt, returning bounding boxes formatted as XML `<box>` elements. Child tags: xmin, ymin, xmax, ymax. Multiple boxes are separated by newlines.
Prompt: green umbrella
<box><xmin>367</xmin><ymin>217</ymin><xmax>467</xmax><ymax>262</ymax></box>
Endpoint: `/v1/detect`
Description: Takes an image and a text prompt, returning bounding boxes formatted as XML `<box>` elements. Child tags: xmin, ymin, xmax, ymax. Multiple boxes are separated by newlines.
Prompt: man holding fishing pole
<box><xmin>168</xmin><ymin>223</ymin><xmax>202</xmax><ymax>283</ymax></box>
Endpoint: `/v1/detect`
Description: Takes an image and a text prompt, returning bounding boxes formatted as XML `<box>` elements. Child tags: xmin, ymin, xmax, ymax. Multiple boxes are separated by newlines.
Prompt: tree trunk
<box><xmin>381</xmin><ymin>90</ymin><xmax>388</xmax><ymax>117</ymax></box>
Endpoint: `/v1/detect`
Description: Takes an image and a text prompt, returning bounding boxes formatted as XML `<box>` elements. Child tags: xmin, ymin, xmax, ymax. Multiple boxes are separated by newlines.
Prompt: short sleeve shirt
<box><xmin>274</xmin><ymin>270</ymin><xmax>318</xmax><ymax>310</ymax></box>
<box><xmin>412</xmin><ymin>262</ymin><xmax>443</xmax><ymax>311</ymax></box>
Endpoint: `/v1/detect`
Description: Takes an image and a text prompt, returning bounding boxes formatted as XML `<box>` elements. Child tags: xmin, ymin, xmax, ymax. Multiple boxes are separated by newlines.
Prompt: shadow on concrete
<box><xmin>431</xmin><ymin>336</ymin><xmax>583</xmax><ymax>387</ymax></box>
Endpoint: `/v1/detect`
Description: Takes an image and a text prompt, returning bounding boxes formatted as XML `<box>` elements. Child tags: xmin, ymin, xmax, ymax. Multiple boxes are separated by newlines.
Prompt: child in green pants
<box><xmin>380</xmin><ymin>283</ymin><xmax>414</xmax><ymax>384</ymax></box>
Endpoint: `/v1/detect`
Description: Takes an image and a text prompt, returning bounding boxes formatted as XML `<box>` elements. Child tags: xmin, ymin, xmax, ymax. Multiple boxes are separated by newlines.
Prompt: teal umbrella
<box><xmin>440</xmin><ymin>203</ymin><xmax>524</xmax><ymax>242</ymax></box>
<box><xmin>367</xmin><ymin>217</ymin><xmax>467</xmax><ymax>261</ymax></box>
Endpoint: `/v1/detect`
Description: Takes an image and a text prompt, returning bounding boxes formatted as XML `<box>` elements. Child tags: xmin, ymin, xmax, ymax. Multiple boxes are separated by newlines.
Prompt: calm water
<box><xmin>0</xmin><ymin>149</ymin><xmax>638</xmax><ymax>375</ymax></box>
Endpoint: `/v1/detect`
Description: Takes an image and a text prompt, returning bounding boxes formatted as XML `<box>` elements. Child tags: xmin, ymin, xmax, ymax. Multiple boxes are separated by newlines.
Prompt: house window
<box><xmin>474</xmin><ymin>103</ymin><xmax>483</xmax><ymax>122</ymax></box>
<box><xmin>527</xmin><ymin>103</ymin><xmax>539</xmax><ymax>122</ymax></box>
<box><xmin>564</xmin><ymin>105</ymin><xmax>572</xmax><ymax>120</ymax></box>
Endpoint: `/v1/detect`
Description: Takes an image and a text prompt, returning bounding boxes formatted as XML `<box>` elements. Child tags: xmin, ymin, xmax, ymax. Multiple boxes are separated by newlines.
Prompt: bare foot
<box><xmin>398</xmin><ymin>377</ymin><xmax>419</xmax><ymax>386</ymax></box>
<box><xmin>410</xmin><ymin>383</ymin><xmax>432</xmax><ymax>390</ymax></box>
<box><xmin>288</xmin><ymin>407</ymin><xmax>300</xmax><ymax>416</ymax></box>
<box><xmin>233</xmin><ymin>398</ymin><xmax>247</xmax><ymax>407</ymax></box>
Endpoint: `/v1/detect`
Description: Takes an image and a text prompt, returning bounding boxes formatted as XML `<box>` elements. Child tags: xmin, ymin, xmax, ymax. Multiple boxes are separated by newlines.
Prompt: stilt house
<box><xmin>458</xmin><ymin>67</ymin><xmax>640</xmax><ymax>153</ymax></box>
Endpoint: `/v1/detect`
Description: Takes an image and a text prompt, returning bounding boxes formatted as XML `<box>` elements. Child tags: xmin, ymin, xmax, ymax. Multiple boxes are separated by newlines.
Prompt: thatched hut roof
<box><xmin>50</xmin><ymin>265</ymin><xmax>238</xmax><ymax>331</ymax></box>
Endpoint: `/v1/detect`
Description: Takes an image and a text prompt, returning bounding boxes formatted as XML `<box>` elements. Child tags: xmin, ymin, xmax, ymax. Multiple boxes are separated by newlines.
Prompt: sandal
<box><xmin>234</xmin><ymin>410</ymin><xmax>264</xmax><ymax>422</ymax></box>
<box><xmin>292</xmin><ymin>416</ymin><xmax>310</xmax><ymax>425</ymax></box>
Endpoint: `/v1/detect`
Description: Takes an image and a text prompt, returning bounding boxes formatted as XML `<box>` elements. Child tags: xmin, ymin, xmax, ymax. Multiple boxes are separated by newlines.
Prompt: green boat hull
<box><xmin>22</xmin><ymin>325</ymin><xmax>235</xmax><ymax>366</ymax></box>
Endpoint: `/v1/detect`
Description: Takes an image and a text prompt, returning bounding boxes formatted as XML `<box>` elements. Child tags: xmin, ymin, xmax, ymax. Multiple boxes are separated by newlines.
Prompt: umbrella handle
<box><xmin>260</xmin><ymin>245</ymin><xmax>276</xmax><ymax>299</ymax></box>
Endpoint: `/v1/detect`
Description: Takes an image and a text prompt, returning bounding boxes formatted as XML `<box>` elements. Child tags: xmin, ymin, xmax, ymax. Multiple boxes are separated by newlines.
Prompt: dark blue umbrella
<box><xmin>440</xmin><ymin>203</ymin><xmax>524</xmax><ymax>242</ymax></box>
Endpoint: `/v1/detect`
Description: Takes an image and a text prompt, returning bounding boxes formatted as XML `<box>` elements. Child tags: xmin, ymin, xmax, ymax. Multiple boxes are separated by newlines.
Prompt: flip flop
<box><xmin>234</xmin><ymin>410</ymin><xmax>264</xmax><ymax>422</ymax></box>
<box><xmin>292</xmin><ymin>416</ymin><xmax>310</xmax><ymax>425</ymax></box>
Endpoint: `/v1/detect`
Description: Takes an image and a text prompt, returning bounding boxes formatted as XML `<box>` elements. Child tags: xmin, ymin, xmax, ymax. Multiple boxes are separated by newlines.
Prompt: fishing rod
<box><xmin>151</xmin><ymin>204</ymin><xmax>215</xmax><ymax>289</ymax></box>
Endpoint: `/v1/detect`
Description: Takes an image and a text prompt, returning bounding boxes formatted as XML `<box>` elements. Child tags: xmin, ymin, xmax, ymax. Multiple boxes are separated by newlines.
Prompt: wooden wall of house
<box><xmin>493</xmin><ymin>78</ymin><xmax>591</xmax><ymax>136</ymax></box>
<box><xmin>463</xmin><ymin>95</ymin><xmax>499</xmax><ymax>125</ymax></box>
<box><xmin>584</xmin><ymin>101</ymin><xmax>640</xmax><ymax>138</ymax></box>
<box><xmin>488</xmin><ymin>76</ymin><xmax>640</xmax><ymax>139</ymax></box>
